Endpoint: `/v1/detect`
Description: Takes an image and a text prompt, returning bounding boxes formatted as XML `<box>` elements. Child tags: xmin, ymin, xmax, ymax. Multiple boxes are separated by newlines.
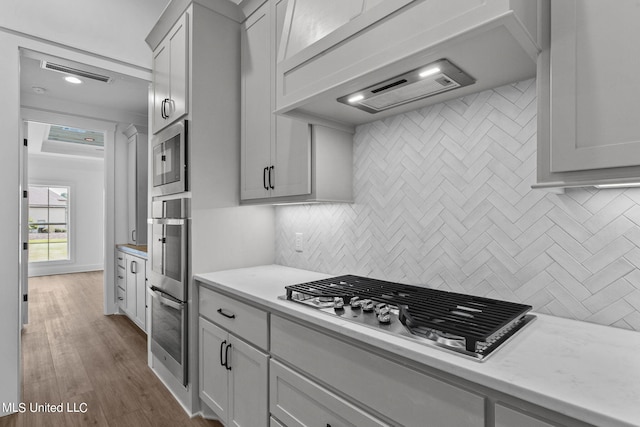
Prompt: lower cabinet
<box><xmin>115</xmin><ymin>248</ymin><xmax>147</xmax><ymax>332</ymax></box>
<box><xmin>199</xmin><ymin>316</ymin><xmax>269</xmax><ymax>427</ymax></box>
<box><xmin>271</xmin><ymin>315</ymin><xmax>485</xmax><ymax>427</ymax></box>
<box><xmin>270</xmin><ymin>359</ymin><xmax>389</xmax><ymax>427</ymax></box>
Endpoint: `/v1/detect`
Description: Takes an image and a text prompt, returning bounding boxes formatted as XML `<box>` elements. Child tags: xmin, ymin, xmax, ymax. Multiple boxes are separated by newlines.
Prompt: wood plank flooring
<box><xmin>0</xmin><ymin>271</ymin><xmax>222</xmax><ymax>427</ymax></box>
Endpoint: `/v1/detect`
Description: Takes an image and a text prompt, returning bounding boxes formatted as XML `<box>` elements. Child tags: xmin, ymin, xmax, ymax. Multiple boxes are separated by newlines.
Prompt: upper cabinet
<box><xmin>152</xmin><ymin>13</ymin><xmax>189</xmax><ymax>134</ymax></box>
<box><xmin>536</xmin><ymin>0</ymin><xmax>640</xmax><ymax>188</ymax></box>
<box><xmin>274</xmin><ymin>0</ymin><xmax>542</xmax><ymax>129</ymax></box>
<box><xmin>240</xmin><ymin>0</ymin><xmax>353</xmax><ymax>204</ymax></box>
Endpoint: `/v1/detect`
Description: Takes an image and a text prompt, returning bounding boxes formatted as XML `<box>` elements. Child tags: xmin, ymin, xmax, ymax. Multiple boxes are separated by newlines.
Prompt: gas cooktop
<box><xmin>283</xmin><ymin>275</ymin><xmax>535</xmax><ymax>361</ymax></box>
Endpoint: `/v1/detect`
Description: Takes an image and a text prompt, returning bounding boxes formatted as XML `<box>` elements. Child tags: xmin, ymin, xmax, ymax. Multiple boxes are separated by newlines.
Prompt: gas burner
<box><xmin>283</xmin><ymin>275</ymin><xmax>535</xmax><ymax>361</ymax></box>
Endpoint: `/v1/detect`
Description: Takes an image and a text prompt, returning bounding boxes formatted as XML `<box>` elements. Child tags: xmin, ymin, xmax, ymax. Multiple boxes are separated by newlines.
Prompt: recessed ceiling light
<box><xmin>32</xmin><ymin>86</ymin><xmax>46</xmax><ymax>94</ymax></box>
<box><xmin>348</xmin><ymin>94</ymin><xmax>365</xmax><ymax>103</ymax></box>
<box><xmin>64</xmin><ymin>76</ymin><xmax>82</xmax><ymax>84</ymax></box>
<box><xmin>418</xmin><ymin>67</ymin><xmax>441</xmax><ymax>78</ymax></box>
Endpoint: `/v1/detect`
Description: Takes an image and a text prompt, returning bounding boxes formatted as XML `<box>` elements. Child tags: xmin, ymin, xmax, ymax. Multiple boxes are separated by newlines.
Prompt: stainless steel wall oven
<box><xmin>149</xmin><ymin>198</ymin><xmax>189</xmax><ymax>385</ymax></box>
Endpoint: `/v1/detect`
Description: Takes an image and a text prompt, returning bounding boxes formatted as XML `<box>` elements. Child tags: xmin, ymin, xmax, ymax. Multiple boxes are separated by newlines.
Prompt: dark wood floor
<box><xmin>0</xmin><ymin>271</ymin><xmax>222</xmax><ymax>427</ymax></box>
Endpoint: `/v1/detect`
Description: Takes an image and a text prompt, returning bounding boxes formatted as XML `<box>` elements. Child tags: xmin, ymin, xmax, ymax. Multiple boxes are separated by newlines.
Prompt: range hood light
<box><xmin>595</xmin><ymin>182</ymin><xmax>640</xmax><ymax>188</ymax></box>
<box><xmin>419</xmin><ymin>67</ymin><xmax>441</xmax><ymax>78</ymax></box>
<box><xmin>348</xmin><ymin>94</ymin><xmax>365</xmax><ymax>103</ymax></box>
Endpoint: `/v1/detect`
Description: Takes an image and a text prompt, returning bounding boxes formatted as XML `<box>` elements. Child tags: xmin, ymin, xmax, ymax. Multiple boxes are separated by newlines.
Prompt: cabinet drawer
<box><xmin>270</xmin><ymin>359</ymin><xmax>389</xmax><ymax>427</ymax></box>
<box><xmin>271</xmin><ymin>316</ymin><xmax>485</xmax><ymax>427</ymax></box>
<box><xmin>116</xmin><ymin>251</ymin><xmax>125</xmax><ymax>269</ymax></box>
<box><xmin>495</xmin><ymin>404</ymin><xmax>558</xmax><ymax>427</ymax></box>
<box><xmin>116</xmin><ymin>270</ymin><xmax>125</xmax><ymax>289</ymax></box>
<box><xmin>116</xmin><ymin>287</ymin><xmax>126</xmax><ymax>306</ymax></box>
<box><xmin>199</xmin><ymin>286</ymin><xmax>268</xmax><ymax>351</ymax></box>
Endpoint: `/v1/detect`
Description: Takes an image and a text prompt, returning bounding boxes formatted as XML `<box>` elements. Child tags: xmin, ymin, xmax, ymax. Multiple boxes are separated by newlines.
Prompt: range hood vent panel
<box><xmin>41</xmin><ymin>61</ymin><xmax>113</xmax><ymax>83</ymax></box>
<box><xmin>338</xmin><ymin>59</ymin><xmax>474</xmax><ymax>114</ymax></box>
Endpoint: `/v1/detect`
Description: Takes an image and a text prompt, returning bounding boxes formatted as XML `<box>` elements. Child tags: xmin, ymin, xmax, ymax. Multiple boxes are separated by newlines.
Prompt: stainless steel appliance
<box><xmin>149</xmin><ymin>198</ymin><xmax>189</xmax><ymax>385</ymax></box>
<box><xmin>283</xmin><ymin>275</ymin><xmax>535</xmax><ymax>361</ymax></box>
<box><xmin>151</xmin><ymin>120</ymin><xmax>188</xmax><ymax>197</ymax></box>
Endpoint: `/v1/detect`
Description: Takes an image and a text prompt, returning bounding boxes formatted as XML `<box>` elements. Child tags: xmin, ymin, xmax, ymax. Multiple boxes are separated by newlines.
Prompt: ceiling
<box><xmin>20</xmin><ymin>51</ymin><xmax>150</xmax><ymax>159</ymax></box>
<box><xmin>20</xmin><ymin>51</ymin><xmax>149</xmax><ymax>118</ymax></box>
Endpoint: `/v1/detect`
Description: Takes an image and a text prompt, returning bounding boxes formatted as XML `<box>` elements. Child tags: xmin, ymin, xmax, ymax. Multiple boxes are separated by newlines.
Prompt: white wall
<box><xmin>0</xmin><ymin>35</ymin><xmax>21</xmax><ymax>417</ymax></box>
<box><xmin>0</xmin><ymin>0</ymin><xmax>169</xmax><ymax>69</ymax></box>
<box><xmin>28</xmin><ymin>150</ymin><xmax>104</xmax><ymax>276</ymax></box>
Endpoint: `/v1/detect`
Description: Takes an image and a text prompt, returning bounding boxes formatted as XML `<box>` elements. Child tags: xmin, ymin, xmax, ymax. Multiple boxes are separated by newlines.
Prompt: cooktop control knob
<box><xmin>377</xmin><ymin>306</ymin><xmax>391</xmax><ymax>324</ymax></box>
<box><xmin>374</xmin><ymin>302</ymin><xmax>387</xmax><ymax>314</ymax></box>
<box><xmin>349</xmin><ymin>297</ymin><xmax>361</xmax><ymax>309</ymax></box>
<box><xmin>361</xmin><ymin>299</ymin><xmax>374</xmax><ymax>312</ymax></box>
<box><xmin>334</xmin><ymin>297</ymin><xmax>344</xmax><ymax>310</ymax></box>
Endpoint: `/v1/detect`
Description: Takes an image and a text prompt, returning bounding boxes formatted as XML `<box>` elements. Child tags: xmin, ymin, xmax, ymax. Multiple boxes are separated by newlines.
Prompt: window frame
<box><xmin>27</xmin><ymin>183</ymin><xmax>72</xmax><ymax>264</ymax></box>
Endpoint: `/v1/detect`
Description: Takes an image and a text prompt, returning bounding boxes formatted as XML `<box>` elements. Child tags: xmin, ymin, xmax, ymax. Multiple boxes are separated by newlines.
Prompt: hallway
<box><xmin>0</xmin><ymin>271</ymin><xmax>221</xmax><ymax>427</ymax></box>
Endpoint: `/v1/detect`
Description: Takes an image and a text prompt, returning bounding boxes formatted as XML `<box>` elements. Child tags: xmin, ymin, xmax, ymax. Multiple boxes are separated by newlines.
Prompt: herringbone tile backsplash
<box><xmin>275</xmin><ymin>79</ymin><xmax>640</xmax><ymax>331</ymax></box>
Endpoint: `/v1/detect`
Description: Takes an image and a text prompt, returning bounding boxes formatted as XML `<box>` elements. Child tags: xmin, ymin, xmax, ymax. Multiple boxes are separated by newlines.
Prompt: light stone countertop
<box><xmin>116</xmin><ymin>244</ymin><xmax>148</xmax><ymax>259</ymax></box>
<box><xmin>195</xmin><ymin>264</ymin><xmax>640</xmax><ymax>427</ymax></box>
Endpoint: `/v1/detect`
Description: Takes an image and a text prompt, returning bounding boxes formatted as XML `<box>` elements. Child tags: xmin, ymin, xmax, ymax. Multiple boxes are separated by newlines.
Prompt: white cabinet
<box><xmin>199</xmin><ymin>316</ymin><xmax>269</xmax><ymax>427</ymax></box>
<box><xmin>536</xmin><ymin>0</ymin><xmax>640</xmax><ymax>187</ymax></box>
<box><xmin>241</xmin><ymin>0</ymin><xmax>353</xmax><ymax>204</ymax></box>
<box><xmin>152</xmin><ymin>13</ymin><xmax>188</xmax><ymax>134</ymax></box>
<box><xmin>116</xmin><ymin>252</ymin><xmax>127</xmax><ymax>310</ymax></box>
<box><xmin>198</xmin><ymin>286</ymin><xmax>269</xmax><ymax>426</ymax></box>
<box><xmin>116</xmin><ymin>248</ymin><xmax>147</xmax><ymax>332</ymax></box>
<box><xmin>271</xmin><ymin>315</ymin><xmax>485</xmax><ymax>427</ymax></box>
<box><xmin>275</xmin><ymin>0</ymin><xmax>541</xmax><ymax>127</ymax></box>
<box><xmin>495</xmin><ymin>404</ymin><xmax>558</xmax><ymax>427</ymax></box>
<box><xmin>124</xmin><ymin>125</ymin><xmax>147</xmax><ymax>245</ymax></box>
<box><xmin>270</xmin><ymin>359</ymin><xmax>389</xmax><ymax>427</ymax></box>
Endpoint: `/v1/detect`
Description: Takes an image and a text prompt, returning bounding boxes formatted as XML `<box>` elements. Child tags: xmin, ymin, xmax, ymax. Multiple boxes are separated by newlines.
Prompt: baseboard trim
<box><xmin>28</xmin><ymin>264</ymin><xmax>103</xmax><ymax>277</ymax></box>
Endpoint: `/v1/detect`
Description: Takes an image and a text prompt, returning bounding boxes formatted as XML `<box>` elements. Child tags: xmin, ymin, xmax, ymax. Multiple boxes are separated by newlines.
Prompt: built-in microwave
<box><xmin>151</xmin><ymin>120</ymin><xmax>188</xmax><ymax>197</ymax></box>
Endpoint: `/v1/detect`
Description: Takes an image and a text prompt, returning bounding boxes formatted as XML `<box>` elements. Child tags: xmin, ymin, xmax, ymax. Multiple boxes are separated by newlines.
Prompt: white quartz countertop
<box><xmin>195</xmin><ymin>264</ymin><xmax>640</xmax><ymax>427</ymax></box>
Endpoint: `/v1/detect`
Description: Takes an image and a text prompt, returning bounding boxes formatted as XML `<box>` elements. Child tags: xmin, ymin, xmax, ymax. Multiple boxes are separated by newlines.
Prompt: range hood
<box><xmin>274</xmin><ymin>0</ymin><xmax>543</xmax><ymax>130</ymax></box>
<box><xmin>337</xmin><ymin>59</ymin><xmax>475</xmax><ymax>114</ymax></box>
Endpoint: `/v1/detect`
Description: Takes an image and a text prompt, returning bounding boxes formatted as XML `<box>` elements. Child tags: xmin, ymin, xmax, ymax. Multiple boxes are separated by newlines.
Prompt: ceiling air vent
<box><xmin>41</xmin><ymin>61</ymin><xmax>113</xmax><ymax>83</ymax></box>
<box><xmin>337</xmin><ymin>59</ymin><xmax>475</xmax><ymax>113</ymax></box>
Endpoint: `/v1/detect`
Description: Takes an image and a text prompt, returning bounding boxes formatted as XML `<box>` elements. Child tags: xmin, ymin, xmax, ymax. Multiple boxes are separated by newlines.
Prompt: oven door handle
<box><xmin>151</xmin><ymin>289</ymin><xmax>183</xmax><ymax>311</ymax></box>
<box><xmin>151</xmin><ymin>218</ymin><xmax>186</xmax><ymax>225</ymax></box>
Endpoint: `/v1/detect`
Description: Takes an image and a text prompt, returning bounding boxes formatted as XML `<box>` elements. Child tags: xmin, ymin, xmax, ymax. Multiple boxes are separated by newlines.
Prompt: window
<box><xmin>28</xmin><ymin>185</ymin><xmax>70</xmax><ymax>262</ymax></box>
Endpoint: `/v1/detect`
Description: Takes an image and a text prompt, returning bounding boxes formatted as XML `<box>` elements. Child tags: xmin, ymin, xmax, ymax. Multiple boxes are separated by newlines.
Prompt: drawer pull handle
<box><xmin>118</xmin><ymin>297</ymin><xmax>123</xmax><ymax>301</ymax></box>
<box><xmin>217</xmin><ymin>308</ymin><xmax>236</xmax><ymax>319</ymax></box>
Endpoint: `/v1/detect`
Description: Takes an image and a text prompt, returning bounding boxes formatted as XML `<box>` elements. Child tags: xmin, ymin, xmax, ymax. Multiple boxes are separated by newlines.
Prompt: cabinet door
<box><xmin>152</xmin><ymin>41</ymin><xmax>170</xmax><ymax>134</ymax></box>
<box><xmin>271</xmin><ymin>0</ymin><xmax>311</xmax><ymax>198</ymax></box>
<box><xmin>127</xmin><ymin>135</ymin><xmax>137</xmax><ymax>244</ymax></box>
<box><xmin>272</xmin><ymin>117</ymin><xmax>311</xmax><ymax>197</ymax></box>
<box><xmin>135</xmin><ymin>258</ymin><xmax>146</xmax><ymax>331</ymax></box>
<box><xmin>241</xmin><ymin>3</ymin><xmax>272</xmax><ymax>200</ymax></box>
<box><xmin>168</xmin><ymin>13</ymin><xmax>189</xmax><ymax>123</ymax></box>
<box><xmin>228</xmin><ymin>335</ymin><xmax>269</xmax><ymax>427</ymax></box>
<box><xmin>495</xmin><ymin>404</ymin><xmax>558</xmax><ymax>427</ymax></box>
<box><xmin>550</xmin><ymin>0</ymin><xmax>640</xmax><ymax>172</ymax></box>
<box><xmin>200</xmin><ymin>317</ymin><xmax>229</xmax><ymax>422</ymax></box>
